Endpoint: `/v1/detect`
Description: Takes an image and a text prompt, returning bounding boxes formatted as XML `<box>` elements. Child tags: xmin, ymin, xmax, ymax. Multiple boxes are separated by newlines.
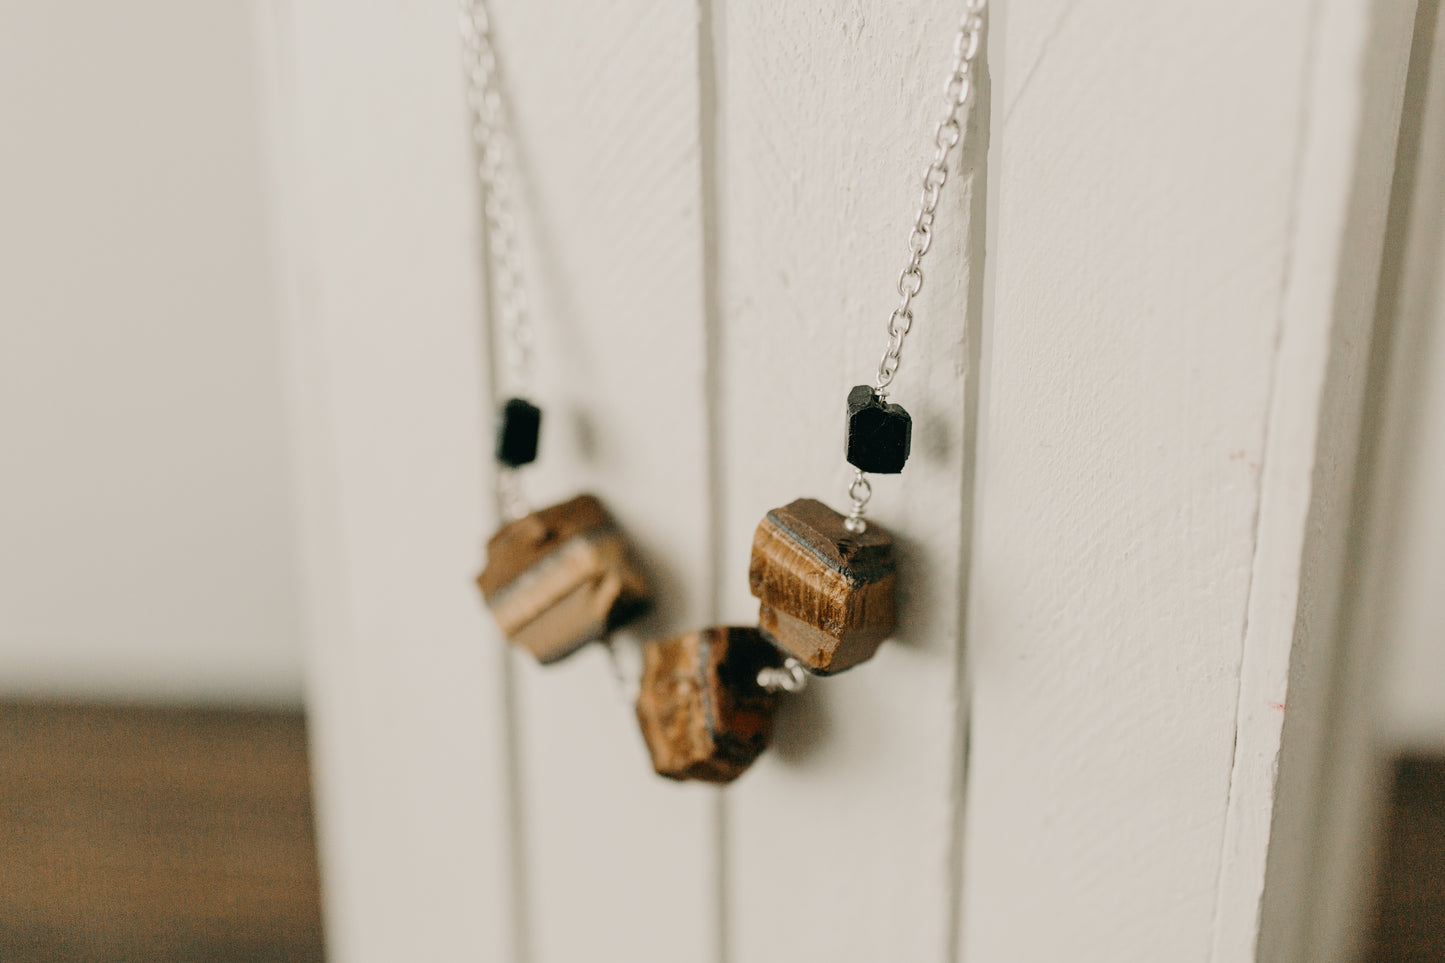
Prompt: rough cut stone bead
<box><xmin>845</xmin><ymin>384</ymin><xmax>911</xmax><ymax>474</ymax></box>
<box><xmin>748</xmin><ymin>497</ymin><xmax>896</xmax><ymax>674</ymax></box>
<box><xmin>476</xmin><ymin>494</ymin><xmax>650</xmax><ymax>663</ymax></box>
<box><xmin>635</xmin><ymin>626</ymin><xmax>783</xmax><ymax>783</ymax></box>
<box><xmin>495</xmin><ymin>397</ymin><xmax>541</xmax><ymax>467</ymax></box>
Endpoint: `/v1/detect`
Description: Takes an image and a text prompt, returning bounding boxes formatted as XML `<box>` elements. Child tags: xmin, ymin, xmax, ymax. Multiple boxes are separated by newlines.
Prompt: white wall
<box><xmin>1385</xmin><ymin>375</ymin><xmax>1445</xmax><ymax>749</ymax></box>
<box><xmin>1366</xmin><ymin>0</ymin><xmax>1445</xmax><ymax>754</ymax></box>
<box><xmin>1380</xmin><ymin>203</ymin><xmax>1445</xmax><ymax>751</ymax></box>
<box><xmin>0</xmin><ymin>2</ymin><xmax>302</xmax><ymax>704</ymax></box>
<box><xmin>264</xmin><ymin>1</ymin><xmax>1422</xmax><ymax>962</ymax></box>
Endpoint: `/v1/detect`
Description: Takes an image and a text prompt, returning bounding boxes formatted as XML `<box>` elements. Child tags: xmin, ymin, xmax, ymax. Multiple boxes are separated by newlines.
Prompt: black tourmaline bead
<box><xmin>845</xmin><ymin>384</ymin><xmax>911</xmax><ymax>474</ymax></box>
<box><xmin>496</xmin><ymin>397</ymin><xmax>542</xmax><ymax>467</ymax></box>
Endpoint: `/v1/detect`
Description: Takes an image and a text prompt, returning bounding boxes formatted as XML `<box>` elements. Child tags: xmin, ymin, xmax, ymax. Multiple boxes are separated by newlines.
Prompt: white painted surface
<box><xmin>266</xmin><ymin>1</ymin><xmax>1419</xmax><ymax>960</ymax></box>
<box><xmin>1384</xmin><ymin>249</ymin><xmax>1445</xmax><ymax>747</ymax></box>
<box><xmin>1224</xmin><ymin>3</ymin><xmax>1415</xmax><ymax>961</ymax></box>
<box><xmin>0</xmin><ymin>2</ymin><xmax>302</xmax><ymax>704</ymax></box>
<box><xmin>963</xmin><ymin>2</ymin><xmax>1311</xmax><ymax>955</ymax></box>
<box><xmin>1296</xmin><ymin>9</ymin><xmax>1445</xmax><ymax>960</ymax></box>
<box><xmin>962</xmin><ymin>2</ymin><xmax>1409</xmax><ymax>962</ymax></box>
<box><xmin>480</xmin><ymin>2</ymin><xmax>722</xmax><ymax>961</ymax></box>
<box><xmin>1378</xmin><ymin>0</ymin><xmax>1445</xmax><ymax>750</ymax></box>
<box><xmin>715</xmin><ymin>3</ymin><xmax>984</xmax><ymax>961</ymax></box>
<box><xmin>252</xmin><ymin>2</ymin><xmax>517</xmax><ymax>959</ymax></box>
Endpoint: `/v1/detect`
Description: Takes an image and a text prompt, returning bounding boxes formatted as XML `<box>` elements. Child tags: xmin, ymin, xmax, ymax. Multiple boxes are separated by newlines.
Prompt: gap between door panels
<box><xmin>946</xmin><ymin>22</ymin><xmax>996</xmax><ymax>963</ymax></box>
<box><xmin>696</xmin><ymin>1</ymin><xmax>730</xmax><ymax>961</ymax></box>
<box><xmin>690</xmin><ymin>4</ymin><xmax>1000</xmax><ymax>962</ymax></box>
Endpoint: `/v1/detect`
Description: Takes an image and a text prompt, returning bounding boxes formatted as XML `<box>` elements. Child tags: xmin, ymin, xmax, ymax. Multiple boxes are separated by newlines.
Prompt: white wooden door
<box><xmin>254</xmin><ymin>1</ymin><xmax>1423</xmax><ymax>960</ymax></box>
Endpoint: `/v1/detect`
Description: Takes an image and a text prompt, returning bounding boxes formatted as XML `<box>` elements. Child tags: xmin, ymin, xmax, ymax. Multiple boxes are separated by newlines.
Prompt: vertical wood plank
<box><xmin>1379</xmin><ymin>0</ymin><xmax>1445</xmax><ymax>756</ymax></box>
<box><xmin>255</xmin><ymin>1</ymin><xmax>519</xmax><ymax>959</ymax></box>
<box><xmin>716</xmin><ymin>5</ymin><xmax>986</xmax><ymax>961</ymax></box>
<box><xmin>481</xmin><ymin>2</ymin><xmax>721</xmax><ymax>961</ymax></box>
<box><xmin>959</xmin><ymin>2</ymin><xmax>1411</xmax><ymax>961</ymax></box>
<box><xmin>1268</xmin><ymin>3</ymin><xmax>1435</xmax><ymax>960</ymax></box>
<box><xmin>267</xmin><ymin>0</ymin><xmax>721</xmax><ymax>960</ymax></box>
<box><xmin>1214</xmin><ymin>2</ymin><xmax>1415</xmax><ymax>960</ymax></box>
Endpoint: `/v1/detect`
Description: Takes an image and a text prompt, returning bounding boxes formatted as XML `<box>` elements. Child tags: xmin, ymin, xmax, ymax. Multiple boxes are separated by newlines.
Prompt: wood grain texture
<box><xmin>0</xmin><ymin>702</ymin><xmax>322</xmax><ymax>963</ymax></box>
<box><xmin>749</xmin><ymin>498</ymin><xmax>896</xmax><ymax>674</ymax></box>
<box><xmin>716</xmin><ymin>2</ymin><xmax>986</xmax><ymax>960</ymax></box>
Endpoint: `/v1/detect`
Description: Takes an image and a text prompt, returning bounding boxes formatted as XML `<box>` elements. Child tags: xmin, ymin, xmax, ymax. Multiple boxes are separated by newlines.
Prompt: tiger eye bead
<box><xmin>636</xmin><ymin>626</ymin><xmax>783</xmax><ymax>783</ymax></box>
<box><xmin>477</xmin><ymin>494</ymin><xmax>650</xmax><ymax>663</ymax></box>
<box><xmin>748</xmin><ymin>497</ymin><xmax>896</xmax><ymax>674</ymax></box>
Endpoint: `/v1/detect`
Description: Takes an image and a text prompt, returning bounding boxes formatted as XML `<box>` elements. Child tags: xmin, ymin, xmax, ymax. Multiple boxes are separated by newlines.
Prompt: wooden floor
<box><xmin>0</xmin><ymin>701</ymin><xmax>1438</xmax><ymax>961</ymax></box>
<box><xmin>1368</xmin><ymin>755</ymin><xmax>1445</xmax><ymax>963</ymax></box>
<box><xmin>0</xmin><ymin>702</ymin><xmax>323</xmax><ymax>963</ymax></box>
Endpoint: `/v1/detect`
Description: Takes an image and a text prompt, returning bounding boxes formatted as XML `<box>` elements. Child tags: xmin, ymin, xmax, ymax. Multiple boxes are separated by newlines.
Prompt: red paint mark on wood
<box><xmin>1268</xmin><ymin>701</ymin><xmax>1286</xmax><ymax>711</ymax></box>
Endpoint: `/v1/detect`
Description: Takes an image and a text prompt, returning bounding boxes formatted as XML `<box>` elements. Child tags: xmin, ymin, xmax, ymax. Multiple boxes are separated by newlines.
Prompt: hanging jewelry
<box><xmin>749</xmin><ymin>1</ymin><xmax>986</xmax><ymax>677</ymax></box>
<box><xmin>635</xmin><ymin>0</ymin><xmax>987</xmax><ymax>785</ymax></box>
<box><xmin>460</xmin><ymin>0</ymin><xmax>652</xmax><ymax>663</ymax></box>
<box><xmin>635</xmin><ymin>627</ymin><xmax>785</xmax><ymax>783</ymax></box>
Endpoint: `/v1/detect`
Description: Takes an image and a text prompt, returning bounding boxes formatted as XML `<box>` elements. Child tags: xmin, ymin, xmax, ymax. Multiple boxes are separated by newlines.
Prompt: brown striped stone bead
<box><xmin>635</xmin><ymin>627</ymin><xmax>783</xmax><ymax>783</ymax></box>
<box><xmin>476</xmin><ymin>494</ymin><xmax>651</xmax><ymax>663</ymax></box>
<box><xmin>748</xmin><ymin>497</ymin><xmax>896</xmax><ymax>674</ymax></box>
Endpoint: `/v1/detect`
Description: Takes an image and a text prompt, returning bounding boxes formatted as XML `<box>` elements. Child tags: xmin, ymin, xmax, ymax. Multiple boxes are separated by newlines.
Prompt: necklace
<box><xmin>461</xmin><ymin>0</ymin><xmax>655</xmax><ymax>666</ymax></box>
<box><xmin>851</xmin><ymin>0</ymin><xmax>986</xmax><ymax>532</ymax></box>
<box><xmin>748</xmin><ymin>1</ymin><xmax>987</xmax><ymax>680</ymax></box>
<box><xmin>458</xmin><ymin>0</ymin><xmax>989</xmax><ymax>781</ymax></box>
<box><xmin>638</xmin><ymin>3</ymin><xmax>991</xmax><ymax>779</ymax></box>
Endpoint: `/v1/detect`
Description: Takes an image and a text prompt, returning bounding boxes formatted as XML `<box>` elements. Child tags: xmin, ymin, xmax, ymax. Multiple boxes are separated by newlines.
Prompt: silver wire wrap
<box><xmin>845</xmin><ymin>470</ymin><xmax>872</xmax><ymax>534</ymax></box>
<box><xmin>459</xmin><ymin>0</ymin><xmax>535</xmax><ymax>520</ymax></box>
<box><xmin>757</xmin><ymin>657</ymin><xmax>809</xmax><ymax>694</ymax></box>
<box><xmin>849</xmin><ymin>0</ymin><xmax>987</xmax><ymax>531</ymax></box>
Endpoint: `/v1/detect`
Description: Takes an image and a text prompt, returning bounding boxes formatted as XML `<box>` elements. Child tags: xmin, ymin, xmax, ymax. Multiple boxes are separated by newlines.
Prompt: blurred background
<box><xmin>0</xmin><ymin>3</ymin><xmax>319</xmax><ymax>961</ymax></box>
<box><xmin>1</xmin><ymin>2</ymin><xmax>1443</xmax><ymax>962</ymax></box>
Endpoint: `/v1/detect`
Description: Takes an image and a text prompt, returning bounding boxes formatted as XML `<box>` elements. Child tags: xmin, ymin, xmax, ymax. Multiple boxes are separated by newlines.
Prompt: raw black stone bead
<box><xmin>845</xmin><ymin>384</ymin><xmax>911</xmax><ymax>474</ymax></box>
<box><xmin>495</xmin><ymin>397</ymin><xmax>541</xmax><ymax>467</ymax></box>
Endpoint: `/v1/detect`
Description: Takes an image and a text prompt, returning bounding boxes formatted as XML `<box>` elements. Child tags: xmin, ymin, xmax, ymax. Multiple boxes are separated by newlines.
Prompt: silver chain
<box><xmin>459</xmin><ymin>0</ymin><xmax>535</xmax><ymax>519</ymax></box>
<box><xmin>848</xmin><ymin>0</ymin><xmax>987</xmax><ymax>534</ymax></box>
<box><xmin>874</xmin><ymin>0</ymin><xmax>986</xmax><ymax>395</ymax></box>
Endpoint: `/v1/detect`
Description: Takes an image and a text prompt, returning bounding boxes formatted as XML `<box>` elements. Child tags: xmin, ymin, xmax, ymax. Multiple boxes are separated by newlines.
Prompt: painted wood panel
<box><xmin>714</xmin><ymin>4</ymin><xmax>986</xmax><ymax>961</ymax></box>
<box><xmin>262</xmin><ymin>0</ymin><xmax>721</xmax><ymax>960</ymax></box>
<box><xmin>961</xmin><ymin>2</ymin><xmax>1411</xmax><ymax>961</ymax></box>
<box><xmin>254</xmin><ymin>2</ymin><xmax>519</xmax><ymax>959</ymax></box>
<box><xmin>1242</xmin><ymin>4</ymin><xmax>1416</xmax><ymax>960</ymax></box>
<box><xmin>264</xmin><ymin>0</ymin><xmax>1416</xmax><ymax>959</ymax></box>
<box><xmin>1284</xmin><ymin>4</ymin><xmax>1440</xmax><ymax>959</ymax></box>
<box><xmin>480</xmin><ymin>2</ymin><xmax>721</xmax><ymax>961</ymax></box>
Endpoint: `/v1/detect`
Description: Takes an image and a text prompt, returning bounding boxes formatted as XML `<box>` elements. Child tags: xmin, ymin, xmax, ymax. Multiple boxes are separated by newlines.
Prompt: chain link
<box><xmin>496</xmin><ymin>465</ymin><xmax>529</xmax><ymax>523</ymax></box>
<box><xmin>757</xmin><ymin>657</ymin><xmax>810</xmax><ymax>694</ymax></box>
<box><xmin>845</xmin><ymin>469</ymin><xmax>872</xmax><ymax>533</ymax></box>
<box><xmin>459</xmin><ymin>0</ymin><xmax>533</xmax><ymax>398</ymax></box>
<box><xmin>873</xmin><ymin>0</ymin><xmax>986</xmax><ymax>396</ymax></box>
<box><xmin>459</xmin><ymin>0</ymin><xmax>535</xmax><ymax>517</ymax></box>
<box><xmin>845</xmin><ymin>1</ymin><xmax>986</xmax><ymax>533</ymax></box>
